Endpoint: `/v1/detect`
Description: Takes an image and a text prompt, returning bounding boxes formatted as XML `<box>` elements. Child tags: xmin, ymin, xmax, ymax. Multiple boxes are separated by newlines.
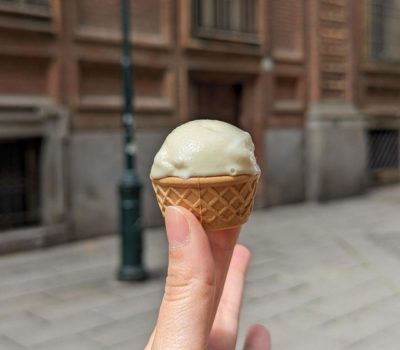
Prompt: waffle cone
<box><xmin>151</xmin><ymin>174</ymin><xmax>259</xmax><ymax>230</ymax></box>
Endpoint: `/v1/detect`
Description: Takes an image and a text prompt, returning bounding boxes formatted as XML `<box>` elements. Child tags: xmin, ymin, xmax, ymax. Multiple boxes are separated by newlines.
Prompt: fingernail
<box><xmin>165</xmin><ymin>206</ymin><xmax>190</xmax><ymax>249</ymax></box>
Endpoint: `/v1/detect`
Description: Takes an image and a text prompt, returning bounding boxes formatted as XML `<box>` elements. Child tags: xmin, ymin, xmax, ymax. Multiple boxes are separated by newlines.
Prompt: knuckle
<box><xmin>218</xmin><ymin>297</ymin><xmax>239</xmax><ymax>319</ymax></box>
<box><xmin>164</xmin><ymin>266</ymin><xmax>215</xmax><ymax>303</ymax></box>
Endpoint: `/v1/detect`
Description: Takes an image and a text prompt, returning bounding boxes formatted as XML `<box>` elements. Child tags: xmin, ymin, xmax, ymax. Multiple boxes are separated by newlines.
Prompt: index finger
<box><xmin>206</xmin><ymin>226</ymin><xmax>241</xmax><ymax>328</ymax></box>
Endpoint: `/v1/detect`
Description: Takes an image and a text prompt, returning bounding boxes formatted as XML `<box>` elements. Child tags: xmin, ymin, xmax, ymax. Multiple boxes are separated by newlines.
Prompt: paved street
<box><xmin>1</xmin><ymin>185</ymin><xmax>400</xmax><ymax>349</ymax></box>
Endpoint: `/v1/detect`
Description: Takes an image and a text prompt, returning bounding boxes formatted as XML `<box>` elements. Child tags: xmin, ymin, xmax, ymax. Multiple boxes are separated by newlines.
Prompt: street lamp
<box><xmin>117</xmin><ymin>0</ymin><xmax>148</xmax><ymax>281</ymax></box>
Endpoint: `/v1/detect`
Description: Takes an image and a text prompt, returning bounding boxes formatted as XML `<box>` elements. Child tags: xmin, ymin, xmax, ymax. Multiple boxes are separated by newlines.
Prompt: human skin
<box><xmin>145</xmin><ymin>206</ymin><xmax>270</xmax><ymax>349</ymax></box>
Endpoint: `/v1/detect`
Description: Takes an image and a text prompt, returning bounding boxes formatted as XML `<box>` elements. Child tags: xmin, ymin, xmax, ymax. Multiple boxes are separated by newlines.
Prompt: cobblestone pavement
<box><xmin>1</xmin><ymin>185</ymin><xmax>400</xmax><ymax>349</ymax></box>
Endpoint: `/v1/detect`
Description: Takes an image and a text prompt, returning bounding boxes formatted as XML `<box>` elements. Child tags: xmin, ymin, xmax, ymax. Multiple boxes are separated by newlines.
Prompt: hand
<box><xmin>145</xmin><ymin>206</ymin><xmax>270</xmax><ymax>349</ymax></box>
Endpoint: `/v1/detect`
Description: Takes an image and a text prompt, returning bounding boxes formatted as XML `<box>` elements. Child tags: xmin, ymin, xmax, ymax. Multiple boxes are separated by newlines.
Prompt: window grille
<box><xmin>192</xmin><ymin>0</ymin><xmax>258</xmax><ymax>42</ymax></box>
<box><xmin>368</xmin><ymin>129</ymin><xmax>400</xmax><ymax>170</ymax></box>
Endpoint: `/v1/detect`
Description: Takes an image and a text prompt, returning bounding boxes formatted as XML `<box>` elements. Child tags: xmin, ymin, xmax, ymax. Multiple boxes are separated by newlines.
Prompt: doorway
<box><xmin>190</xmin><ymin>80</ymin><xmax>243</xmax><ymax>126</ymax></box>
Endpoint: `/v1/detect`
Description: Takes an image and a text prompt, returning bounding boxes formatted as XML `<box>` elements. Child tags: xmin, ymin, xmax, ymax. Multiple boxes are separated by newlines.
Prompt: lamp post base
<box><xmin>118</xmin><ymin>265</ymin><xmax>148</xmax><ymax>282</ymax></box>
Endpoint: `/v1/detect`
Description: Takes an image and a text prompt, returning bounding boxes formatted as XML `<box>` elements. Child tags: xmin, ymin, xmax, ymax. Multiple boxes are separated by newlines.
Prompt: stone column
<box><xmin>306</xmin><ymin>0</ymin><xmax>367</xmax><ymax>201</ymax></box>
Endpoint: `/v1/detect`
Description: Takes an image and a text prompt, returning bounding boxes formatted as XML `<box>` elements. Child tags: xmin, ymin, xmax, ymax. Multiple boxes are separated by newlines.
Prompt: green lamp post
<box><xmin>117</xmin><ymin>0</ymin><xmax>148</xmax><ymax>281</ymax></box>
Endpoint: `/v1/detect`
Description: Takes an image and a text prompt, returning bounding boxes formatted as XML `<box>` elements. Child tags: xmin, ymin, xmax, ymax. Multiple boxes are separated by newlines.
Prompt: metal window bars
<box><xmin>368</xmin><ymin>129</ymin><xmax>400</xmax><ymax>170</ymax></box>
<box><xmin>192</xmin><ymin>0</ymin><xmax>258</xmax><ymax>43</ymax></box>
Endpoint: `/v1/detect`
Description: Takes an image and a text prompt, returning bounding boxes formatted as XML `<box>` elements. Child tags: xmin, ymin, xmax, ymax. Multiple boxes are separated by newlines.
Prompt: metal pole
<box><xmin>117</xmin><ymin>0</ymin><xmax>148</xmax><ymax>281</ymax></box>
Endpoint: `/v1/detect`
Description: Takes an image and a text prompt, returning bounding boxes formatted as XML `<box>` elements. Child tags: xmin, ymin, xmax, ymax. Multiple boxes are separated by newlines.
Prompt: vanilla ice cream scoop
<box><xmin>150</xmin><ymin>119</ymin><xmax>260</xmax><ymax>179</ymax></box>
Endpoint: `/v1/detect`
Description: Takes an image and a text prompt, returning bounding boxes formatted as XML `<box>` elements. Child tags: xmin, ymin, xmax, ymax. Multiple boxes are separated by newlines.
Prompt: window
<box><xmin>0</xmin><ymin>138</ymin><xmax>42</xmax><ymax>231</ymax></box>
<box><xmin>192</xmin><ymin>0</ymin><xmax>258</xmax><ymax>43</ymax></box>
<box><xmin>19</xmin><ymin>0</ymin><xmax>49</xmax><ymax>6</ymax></box>
<box><xmin>368</xmin><ymin>130</ymin><xmax>399</xmax><ymax>170</ymax></box>
<box><xmin>0</xmin><ymin>0</ymin><xmax>50</xmax><ymax>8</ymax></box>
<box><xmin>0</xmin><ymin>0</ymin><xmax>51</xmax><ymax>18</ymax></box>
<box><xmin>370</xmin><ymin>0</ymin><xmax>400</xmax><ymax>62</ymax></box>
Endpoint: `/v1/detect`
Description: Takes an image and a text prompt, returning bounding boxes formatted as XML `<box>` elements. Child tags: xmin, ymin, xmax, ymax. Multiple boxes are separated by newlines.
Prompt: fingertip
<box><xmin>244</xmin><ymin>324</ymin><xmax>271</xmax><ymax>350</ymax></box>
<box><xmin>165</xmin><ymin>205</ymin><xmax>191</xmax><ymax>217</ymax></box>
<box><xmin>234</xmin><ymin>244</ymin><xmax>251</xmax><ymax>261</ymax></box>
<box><xmin>165</xmin><ymin>205</ymin><xmax>192</xmax><ymax>224</ymax></box>
<box><xmin>164</xmin><ymin>205</ymin><xmax>213</xmax><ymax>272</ymax></box>
<box><xmin>167</xmin><ymin>206</ymin><xmax>206</xmax><ymax>234</ymax></box>
<box><xmin>230</xmin><ymin>244</ymin><xmax>251</xmax><ymax>272</ymax></box>
<box><xmin>165</xmin><ymin>206</ymin><xmax>190</xmax><ymax>249</ymax></box>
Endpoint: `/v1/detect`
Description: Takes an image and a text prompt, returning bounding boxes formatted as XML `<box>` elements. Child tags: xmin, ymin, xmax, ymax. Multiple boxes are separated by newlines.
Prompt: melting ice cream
<box><xmin>150</xmin><ymin>119</ymin><xmax>260</xmax><ymax>179</ymax></box>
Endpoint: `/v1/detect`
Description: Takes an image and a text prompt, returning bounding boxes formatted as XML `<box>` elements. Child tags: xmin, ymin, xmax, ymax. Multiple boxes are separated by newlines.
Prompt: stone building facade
<box><xmin>0</xmin><ymin>0</ymin><xmax>399</xmax><ymax>252</ymax></box>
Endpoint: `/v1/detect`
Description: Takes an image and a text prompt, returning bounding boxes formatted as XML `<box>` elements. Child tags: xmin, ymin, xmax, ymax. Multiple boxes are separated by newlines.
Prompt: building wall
<box><xmin>0</xmin><ymin>0</ymin><xmax>399</xmax><ymax>252</ymax></box>
<box><xmin>265</xmin><ymin>129</ymin><xmax>305</xmax><ymax>206</ymax></box>
<box><xmin>69</xmin><ymin>128</ymin><xmax>170</xmax><ymax>238</ymax></box>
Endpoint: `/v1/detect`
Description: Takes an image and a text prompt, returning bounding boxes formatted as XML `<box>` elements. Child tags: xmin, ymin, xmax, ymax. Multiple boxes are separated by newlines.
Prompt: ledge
<box><xmin>0</xmin><ymin>223</ymin><xmax>69</xmax><ymax>255</ymax></box>
<box><xmin>0</xmin><ymin>95</ymin><xmax>52</xmax><ymax>110</ymax></box>
<box><xmin>307</xmin><ymin>102</ymin><xmax>365</xmax><ymax>122</ymax></box>
<box><xmin>364</xmin><ymin>106</ymin><xmax>400</xmax><ymax>118</ymax></box>
<box><xmin>273</xmin><ymin>101</ymin><xmax>305</xmax><ymax>114</ymax></box>
<box><xmin>0</xmin><ymin>6</ymin><xmax>54</xmax><ymax>34</ymax></box>
<box><xmin>75</xmin><ymin>27</ymin><xmax>172</xmax><ymax>51</ymax></box>
<box><xmin>78</xmin><ymin>96</ymin><xmax>173</xmax><ymax>114</ymax></box>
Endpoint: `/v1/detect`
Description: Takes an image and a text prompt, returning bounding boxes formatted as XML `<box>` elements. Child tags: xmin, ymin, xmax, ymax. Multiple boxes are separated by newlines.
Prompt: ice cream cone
<box><xmin>151</xmin><ymin>174</ymin><xmax>259</xmax><ymax>230</ymax></box>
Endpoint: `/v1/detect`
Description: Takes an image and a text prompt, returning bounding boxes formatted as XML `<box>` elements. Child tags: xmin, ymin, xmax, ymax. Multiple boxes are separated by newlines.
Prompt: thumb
<box><xmin>151</xmin><ymin>206</ymin><xmax>216</xmax><ymax>349</ymax></box>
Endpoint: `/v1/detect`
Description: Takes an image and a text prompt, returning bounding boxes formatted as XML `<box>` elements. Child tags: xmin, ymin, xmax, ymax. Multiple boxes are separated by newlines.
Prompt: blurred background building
<box><xmin>0</xmin><ymin>0</ymin><xmax>399</xmax><ymax>253</ymax></box>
